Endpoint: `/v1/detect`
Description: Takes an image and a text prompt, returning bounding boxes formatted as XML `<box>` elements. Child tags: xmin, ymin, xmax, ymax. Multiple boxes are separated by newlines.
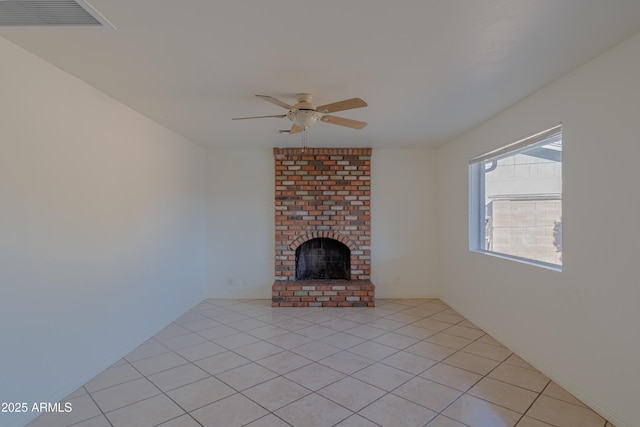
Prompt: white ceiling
<box><xmin>3</xmin><ymin>0</ymin><xmax>640</xmax><ymax>149</ymax></box>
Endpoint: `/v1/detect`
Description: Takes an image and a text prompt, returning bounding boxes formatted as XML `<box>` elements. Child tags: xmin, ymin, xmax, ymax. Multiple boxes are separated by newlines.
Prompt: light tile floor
<box><xmin>26</xmin><ymin>299</ymin><xmax>616</xmax><ymax>427</ymax></box>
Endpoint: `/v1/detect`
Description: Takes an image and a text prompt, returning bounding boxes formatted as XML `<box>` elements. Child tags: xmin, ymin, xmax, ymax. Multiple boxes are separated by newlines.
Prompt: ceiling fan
<box><xmin>233</xmin><ymin>93</ymin><xmax>368</xmax><ymax>134</ymax></box>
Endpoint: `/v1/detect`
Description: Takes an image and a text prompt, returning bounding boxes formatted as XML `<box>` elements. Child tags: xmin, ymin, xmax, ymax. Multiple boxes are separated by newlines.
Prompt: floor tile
<box><xmin>256</xmin><ymin>350</ymin><xmax>312</xmax><ymax>374</ymax></box>
<box><xmin>489</xmin><ymin>362</ymin><xmax>550</xmax><ymax>392</ymax></box>
<box><xmin>147</xmin><ymin>363</ymin><xmax>210</xmax><ymax>392</ymax></box>
<box><xmin>246</xmin><ymin>324</ymin><xmax>290</xmax><ymax>339</ymax></box>
<box><xmin>380</xmin><ymin>350</ymin><xmax>437</xmax><ymax>374</ymax></box>
<box><xmin>291</xmin><ymin>341</ymin><xmax>341</xmax><ymax>360</ymax></box>
<box><xmin>215</xmin><ymin>362</ymin><xmax>278</xmax><ymax>391</ymax></box>
<box><xmin>405</xmin><ymin>341</ymin><xmax>457</xmax><ymax>361</ymax></box>
<box><xmin>443</xmin><ymin>394</ymin><xmax>521</xmax><ymax>427</ymax></box>
<box><xmin>124</xmin><ymin>340</ymin><xmax>171</xmax><ymax>362</ymax></box>
<box><xmin>194</xmin><ymin>350</ymin><xmax>251</xmax><ymax>375</ymax></box>
<box><xmin>321</xmin><ymin>317</ymin><xmax>362</xmax><ymax>331</ymax></box>
<box><xmin>429</xmin><ymin>312</ymin><xmax>466</xmax><ymax>324</ymax></box>
<box><xmin>318</xmin><ymin>376</ymin><xmax>387</xmax><ymax>411</ymax></box>
<box><xmin>266</xmin><ymin>332</ymin><xmax>313</xmax><ymax>349</ymax></box>
<box><xmin>425</xmin><ymin>332</ymin><xmax>473</xmax><ymax>350</ymax></box>
<box><xmin>181</xmin><ymin>317</ymin><xmax>221</xmax><ymax>332</ymax></box>
<box><xmin>227</xmin><ymin>318</ymin><xmax>269</xmax><ymax>331</ymax></box>
<box><xmin>40</xmin><ymin>299</ymin><xmax>618</xmax><ymax>427</ymax></box>
<box><xmin>516</xmin><ymin>416</ymin><xmax>555</xmax><ymax>426</ymax></box>
<box><xmin>275</xmin><ymin>393</ymin><xmax>353</xmax><ymax>427</ymax></box>
<box><xmin>425</xmin><ymin>415</ymin><xmax>468</xmax><ymax>427</ymax></box>
<box><xmin>297</xmin><ymin>324</ymin><xmax>338</xmax><ymax>339</ymax></box>
<box><xmin>174</xmin><ymin>340</ymin><xmax>226</xmax><ymax>362</ymax></box>
<box><xmin>368</xmin><ymin>317</ymin><xmax>406</xmax><ymax>331</ymax></box>
<box><xmin>412</xmin><ymin>318</ymin><xmax>453</xmax><ymax>332</ymax></box>
<box><xmin>159</xmin><ymin>332</ymin><xmax>208</xmax><ymax>351</ymax></box>
<box><xmin>373</xmin><ymin>332</ymin><xmax>419</xmax><ymax>349</ymax></box>
<box><xmin>243</xmin><ymin>377</ymin><xmax>311</xmax><ymax>411</ymax></box>
<box><xmin>504</xmin><ymin>354</ymin><xmax>537</xmax><ymax>371</ymax></box>
<box><xmin>478</xmin><ymin>333</ymin><xmax>508</xmax><ymax>348</ymax></box>
<box><xmin>195</xmin><ymin>324</ymin><xmax>238</xmax><ymax>340</ymax></box>
<box><xmin>284</xmin><ymin>362</ymin><xmax>346</xmax><ymax>390</ymax></box>
<box><xmin>458</xmin><ymin>319</ymin><xmax>481</xmax><ymax>329</ymax></box>
<box><xmin>348</xmin><ymin>341</ymin><xmax>399</xmax><ymax>361</ymax></box>
<box><xmin>393</xmin><ymin>377</ymin><xmax>462</xmax><ymax>412</ymax></box>
<box><xmin>174</xmin><ymin>311</ymin><xmax>206</xmax><ymax>325</ymax></box>
<box><xmin>394</xmin><ymin>324</ymin><xmax>439</xmax><ymax>340</ymax></box>
<box><xmin>319</xmin><ymin>350</ymin><xmax>375</xmax><ymax>375</ymax></box>
<box><xmin>84</xmin><ymin>363</ymin><xmax>142</xmax><ymax>392</ymax></box>
<box><xmin>359</xmin><ymin>393</ymin><xmax>437</xmax><ymax>427</ymax></box>
<box><xmin>191</xmin><ymin>393</ymin><xmax>269</xmax><ymax>427</ymax></box>
<box><xmin>273</xmin><ymin>318</ymin><xmax>315</xmax><ymax>331</ymax></box>
<box><xmin>153</xmin><ymin>324</ymin><xmax>191</xmax><ymax>341</ymax></box>
<box><xmin>130</xmin><ymin>351</ymin><xmax>190</xmax><ymax>376</ymax></box>
<box><xmin>334</xmin><ymin>414</ymin><xmax>381</xmax><ymax>427</ymax></box>
<box><xmin>68</xmin><ymin>415</ymin><xmax>112</xmax><ymax>426</ymax></box>
<box><xmin>342</xmin><ymin>313</ymin><xmax>380</xmax><ymax>324</ymax></box>
<box><xmin>166</xmin><ymin>376</ymin><xmax>235</xmax><ymax>412</ymax></box>
<box><xmin>105</xmin><ymin>394</ymin><xmax>185</xmax><ymax>427</ymax></box>
<box><xmin>214</xmin><ymin>331</ymin><xmax>261</xmax><ymax>349</ymax></box>
<box><xmin>421</xmin><ymin>363</ymin><xmax>482</xmax><ymax>391</ymax></box>
<box><xmin>385</xmin><ymin>312</ymin><xmax>424</xmax><ymax>324</ymax></box>
<box><xmin>442</xmin><ymin>325</ymin><xmax>486</xmax><ymax>340</ymax></box>
<box><xmin>211</xmin><ymin>312</ymin><xmax>251</xmax><ymax>324</ymax></box>
<box><xmin>65</xmin><ymin>385</ymin><xmax>88</xmax><ymax>399</ymax></box>
<box><xmin>345</xmin><ymin>324</ymin><xmax>387</xmax><ymax>340</ymax></box>
<box><xmin>244</xmin><ymin>414</ymin><xmax>293</xmax><ymax>427</ymax></box>
<box><xmin>541</xmin><ymin>381</ymin><xmax>587</xmax><ymax>407</ymax></box>
<box><xmin>320</xmin><ymin>332</ymin><xmax>366</xmax><ymax>349</ymax></box>
<box><xmin>90</xmin><ymin>377</ymin><xmax>161</xmax><ymax>412</ymax></box>
<box><xmin>462</xmin><ymin>341</ymin><xmax>513</xmax><ymax>362</ymax></box>
<box><xmin>525</xmin><ymin>394</ymin><xmax>606</xmax><ymax>427</ymax></box>
<box><xmin>352</xmin><ymin>363</ymin><xmax>414</xmax><ymax>391</ymax></box>
<box><xmin>302</xmin><ymin>312</ymin><xmax>336</xmax><ymax>323</ymax></box>
<box><xmin>468</xmin><ymin>377</ymin><xmax>538</xmax><ymax>413</ymax></box>
<box><xmin>234</xmin><ymin>340</ymin><xmax>284</xmax><ymax>361</ymax></box>
<box><xmin>443</xmin><ymin>351</ymin><xmax>501</xmax><ymax>375</ymax></box>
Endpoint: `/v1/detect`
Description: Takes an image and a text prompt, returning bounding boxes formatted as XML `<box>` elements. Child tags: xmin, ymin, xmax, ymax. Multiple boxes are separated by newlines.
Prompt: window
<box><xmin>469</xmin><ymin>125</ymin><xmax>562</xmax><ymax>269</ymax></box>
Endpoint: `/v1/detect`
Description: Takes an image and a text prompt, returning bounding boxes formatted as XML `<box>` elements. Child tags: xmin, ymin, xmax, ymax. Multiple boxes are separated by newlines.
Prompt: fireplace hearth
<box><xmin>272</xmin><ymin>148</ymin><xmax>375</xmax><ymax>307</ymax></box>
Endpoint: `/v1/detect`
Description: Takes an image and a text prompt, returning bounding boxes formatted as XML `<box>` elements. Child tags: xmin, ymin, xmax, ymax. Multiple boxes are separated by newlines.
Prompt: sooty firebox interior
<box><xmin>295</xmin><ymin>238</ymin><xmax>350</xmax><ymax>280</ymax></box>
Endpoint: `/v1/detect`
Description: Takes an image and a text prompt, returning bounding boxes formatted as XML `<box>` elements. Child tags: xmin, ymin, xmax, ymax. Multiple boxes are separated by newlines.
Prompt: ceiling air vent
<box><xmin>0</xmin><ymin>0</ymin><xmax>113</xmax><ymax>28</ymax></box>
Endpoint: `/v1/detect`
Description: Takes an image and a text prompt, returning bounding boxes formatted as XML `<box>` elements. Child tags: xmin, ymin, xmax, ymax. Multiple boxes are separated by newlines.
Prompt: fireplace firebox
<box><xmin>295</xmin><ymin>238</ymin><xmax>350</xmax><ymax>280</ymax></box>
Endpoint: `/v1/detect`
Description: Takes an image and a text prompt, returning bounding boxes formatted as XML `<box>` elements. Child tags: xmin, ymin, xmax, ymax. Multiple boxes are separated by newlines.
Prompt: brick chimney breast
<box><xmin>272</xmin><ymin>147</ymin><xmax>374</xmax><ymax>307</ymax></box>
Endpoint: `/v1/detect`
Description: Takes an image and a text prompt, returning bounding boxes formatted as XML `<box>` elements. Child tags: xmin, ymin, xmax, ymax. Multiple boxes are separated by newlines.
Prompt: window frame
<box><xmin>468</xmin><ymin>124</ymin><xmax>563</xmax><ymax>271</ymax></box>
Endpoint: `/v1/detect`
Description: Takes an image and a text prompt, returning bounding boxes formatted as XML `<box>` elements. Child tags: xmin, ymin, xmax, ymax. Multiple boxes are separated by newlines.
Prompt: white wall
<box><xmin>0</xmin><ymin>38</ymin><xmax>207</xmax><ymax>427</ymax></box>
<box><xmin>205</xmin><ymin>147</ymin><xmax>439</xmax><ymax>299</ymax></box>
<box><xmin>207</xmin><ymin>149</ymin><xmax>274</xmax><ymax>298</ymax></box>
<box><xmin>437</xmin><ymin>31</ymin><xmax>640</xmax><ymax>427</ymax></box>
<box><xmin>372</xmin><ymin>149</ymin><xmax>439</xmax><ymax>298</ymax></box>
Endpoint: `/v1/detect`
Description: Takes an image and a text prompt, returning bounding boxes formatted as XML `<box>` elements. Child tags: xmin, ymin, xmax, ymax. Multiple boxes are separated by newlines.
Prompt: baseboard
<box><xmin>440</xmin><ymin>297</ymin><xmax>633</xmax><ymax>427</ymax></box>
<box><xmin>3</xmin><ymin>298</ymin><xmax>205</xmax><ymax>427</ymax></box>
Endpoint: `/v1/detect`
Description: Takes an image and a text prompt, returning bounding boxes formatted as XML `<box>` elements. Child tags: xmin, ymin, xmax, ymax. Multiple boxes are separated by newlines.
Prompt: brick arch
<box><xmin>289</xmin><ymin>231</ymin><xmax>357</xmax><ymax>252</ymax></box>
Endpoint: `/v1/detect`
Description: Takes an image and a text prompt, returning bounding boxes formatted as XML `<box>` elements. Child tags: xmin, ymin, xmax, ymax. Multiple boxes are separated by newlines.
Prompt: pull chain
<box><xmin>301</xmin><ymin>129</ymin><xmax>308</xmax><ymax>153</ymax></box>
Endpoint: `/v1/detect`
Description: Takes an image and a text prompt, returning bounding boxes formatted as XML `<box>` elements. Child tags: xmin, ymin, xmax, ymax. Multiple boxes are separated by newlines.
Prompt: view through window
<box><xmin>469</xmin><ymin>125</ymin><xmax>562</xmax><ymax>268</ymax></box>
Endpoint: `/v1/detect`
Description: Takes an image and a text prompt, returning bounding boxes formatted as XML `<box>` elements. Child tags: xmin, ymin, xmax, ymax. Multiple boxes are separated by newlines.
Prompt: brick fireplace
<box><xmin>272</xmin><ymin>147</ymin><xmax>375</xmax><ymax>307</ymax></box>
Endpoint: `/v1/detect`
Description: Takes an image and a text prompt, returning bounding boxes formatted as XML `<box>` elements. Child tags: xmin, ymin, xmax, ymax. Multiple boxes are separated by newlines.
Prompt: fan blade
<box><xmin>316</xmin><ymin>98</ymin><xmax>367</xmax><ymax>114</ymax></box>
<box><xmin>232</xmin><ymin>114</ymin><xmax>287</xmax><ymax>120</ymax></box>
<box><xmin>255</xmin><ymin>95</ymin><xmax>293</xmax><ymax>110</ymax></box>
<box><xmin>289</xmin><ymin>124</ymin><xmax>304</xmax><ymax>134</ymax></box>
<box><xmin>320</xmin><ymin>115</ymin><xmax>367</xmax><ymax>129</ymax></box>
